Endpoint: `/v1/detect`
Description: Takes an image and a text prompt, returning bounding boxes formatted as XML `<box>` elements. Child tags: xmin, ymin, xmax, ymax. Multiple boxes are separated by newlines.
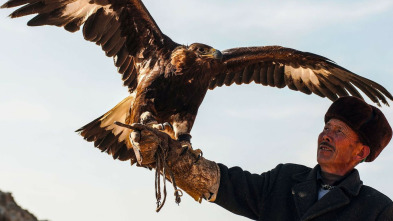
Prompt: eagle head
<box><xmin>188</xmin><ymin>43</ymin><xmax>223</xmax><ymax>60</ymax></box>
<box><xmin>170</xmin><ymin>43</ymin><xmax>223</xmax><ymax>76</ymax></box>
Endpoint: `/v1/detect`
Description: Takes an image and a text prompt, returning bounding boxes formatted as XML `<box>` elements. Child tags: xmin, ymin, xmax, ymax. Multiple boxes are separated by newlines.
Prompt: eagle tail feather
<box><xmin>76</xmin><ymin>95</ymin><xmax>137</xmax><ymax>163</ymax></box>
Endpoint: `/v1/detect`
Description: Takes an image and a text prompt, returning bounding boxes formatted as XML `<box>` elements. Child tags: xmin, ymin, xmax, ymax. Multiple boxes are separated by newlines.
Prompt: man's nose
<box><xmin>322</xmin><ymin>133</ymin><xmax>332</xmax><ymax>142</ymax></box>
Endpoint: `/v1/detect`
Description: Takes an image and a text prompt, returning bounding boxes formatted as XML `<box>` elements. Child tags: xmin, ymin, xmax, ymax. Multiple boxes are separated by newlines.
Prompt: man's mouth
<box><xmin>319</xmin><ymin>142</ymin><xmax>335</xmax><ymax>151</ymax></box>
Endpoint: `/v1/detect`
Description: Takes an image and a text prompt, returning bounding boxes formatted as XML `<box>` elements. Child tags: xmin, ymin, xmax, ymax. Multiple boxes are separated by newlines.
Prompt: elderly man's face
<box><xmin>317</xmin><ymin>119</ymin><xmax>368</xmax><ymax>176</ymax></box>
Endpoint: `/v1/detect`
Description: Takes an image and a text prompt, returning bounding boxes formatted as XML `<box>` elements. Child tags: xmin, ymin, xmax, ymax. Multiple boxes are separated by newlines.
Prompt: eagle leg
<box><xmin>178</xmin><ymin>134</ymin><xmax>203</xmax><ymax>162</ymax></box>
<box><xmin>140</xmin><ymin>111</ymin><xmax>175</xmax><ymax>138</ymax></box>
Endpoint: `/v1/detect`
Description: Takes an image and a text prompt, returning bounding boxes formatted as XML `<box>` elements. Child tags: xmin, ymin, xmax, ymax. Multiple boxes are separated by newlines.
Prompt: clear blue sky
<box><xmin>1</xmin><ymin>0</ymin><xmax>392</xmax><ymax>220</ymax></box>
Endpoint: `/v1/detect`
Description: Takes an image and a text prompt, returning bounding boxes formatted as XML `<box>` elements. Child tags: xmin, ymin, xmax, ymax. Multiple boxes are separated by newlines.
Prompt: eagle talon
<box><xmin>162</xmin><ymin>122</ymin><xmax>173</xmax><ymax>130</ymax></box>
<box><xmin>180</xmin><ymin>141</ymin><xmax>202</xmax><ymax>162</ymax></box>
<box><xmin>193</xmin><ymin>149</ymin><xmax>203</xmax><ymax>163</ymax></box>
<box><xmin>198</xmin><ymin>150</ymin><xmax>203</xmax><ymax>158</ymax></box>
<box><xmin>180</xmin><ymin>146</ymin><xmax>189</xmax><ymax>156</ymax></box>
<box><xmin>146</xmin><ymin>121</ymin><xmax>173</xmax><ymax>131</ymax></box>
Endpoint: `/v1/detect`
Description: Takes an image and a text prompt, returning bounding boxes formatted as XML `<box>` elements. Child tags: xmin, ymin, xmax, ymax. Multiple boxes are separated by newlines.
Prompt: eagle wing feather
<box><xmin>2</xmin><ymin>0</ymin><xmax>180</xmax><ymax>161</ymax></box>
<box><xmin>2</xmin><ymin>0</ymin><xmax>179</xmax><ymax>92</ymax></box>
<box><xmin>209</xmin><ymin>46</ymin><xmax>393</xmax><ymax>106</ymax></box>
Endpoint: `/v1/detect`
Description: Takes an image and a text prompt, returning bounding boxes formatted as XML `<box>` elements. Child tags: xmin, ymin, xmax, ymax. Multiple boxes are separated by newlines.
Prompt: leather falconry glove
<box><xmin>114</xmin><ymin>122</ymin><xmax>220</xmax><ymax>212</ymax></box>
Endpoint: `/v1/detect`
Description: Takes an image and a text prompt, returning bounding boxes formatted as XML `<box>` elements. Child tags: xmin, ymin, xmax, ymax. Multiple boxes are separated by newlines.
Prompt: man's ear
<box><xmin>355</xmin><ymin>145</ymin><xmax>370</xmax><ymax>162</ymax></box>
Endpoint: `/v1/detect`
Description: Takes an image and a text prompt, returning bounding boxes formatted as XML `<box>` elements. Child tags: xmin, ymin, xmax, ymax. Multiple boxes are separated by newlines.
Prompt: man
<box><xmin>127</xmin><ymin>96</ymin><xmax>393</xmax><ymax>220</ymax></box>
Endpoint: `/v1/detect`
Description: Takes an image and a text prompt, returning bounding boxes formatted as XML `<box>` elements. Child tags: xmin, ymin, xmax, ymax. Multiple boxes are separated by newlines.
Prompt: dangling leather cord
<box><xmin>154</xmin><ymin>143</ymin><xmax>183</xmax><ymax>212</ymax></box>
<box><xmin>113</xmin><ymin>121</ymin><xmax>183</xmax><ymax>212</ymax></box>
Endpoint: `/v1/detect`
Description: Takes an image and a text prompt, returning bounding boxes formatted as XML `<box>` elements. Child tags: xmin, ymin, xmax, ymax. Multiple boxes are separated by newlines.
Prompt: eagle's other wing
<box><xmin>209</xmin><ymin>46</ymin><xmax>392</xmax><ymax>106</ymax></box>
<box><xmin>2</xmin><ymin>0</ymin><xmax>180</xmax><ymax>161</ymax></box>
<box><xmin>2</xmin><ymin>0</ymin><xmax>179</xmax><ymax>92</ymax></box>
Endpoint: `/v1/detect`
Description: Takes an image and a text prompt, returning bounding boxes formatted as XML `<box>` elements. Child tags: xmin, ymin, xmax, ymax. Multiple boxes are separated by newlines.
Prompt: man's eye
<box><xmin>337</xmin><ymin>129</ymin><xmax>345</xmax><ymax>135</ymax></box>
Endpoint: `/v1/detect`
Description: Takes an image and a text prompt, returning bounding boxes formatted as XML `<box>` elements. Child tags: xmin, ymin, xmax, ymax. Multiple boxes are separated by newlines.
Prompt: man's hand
<box><xmin>116</xmin><ymin>121</ymin><xmax>187</xmax><ymax>211</ymax></box>
<box><xmin>130</xmin><ymin>123</ymin><xmax>167</xmax><ymax>166</ymax></box>
<box><xmin>115</xmin><ymin>122</ymin><xmax>174</xmax><ymax>166</ymax></box>
<box><xmin>115</xmin><ymin>121</ymin><xmax>220</xmax><ymax>204</ymax></box>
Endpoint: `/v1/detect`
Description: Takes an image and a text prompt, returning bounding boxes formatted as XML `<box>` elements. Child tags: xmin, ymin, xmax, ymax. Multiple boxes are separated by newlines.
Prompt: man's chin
<box><xmin>317</xmin><ymin>153</ymin><xmax>334</xmax><ymax>164</ymax></box>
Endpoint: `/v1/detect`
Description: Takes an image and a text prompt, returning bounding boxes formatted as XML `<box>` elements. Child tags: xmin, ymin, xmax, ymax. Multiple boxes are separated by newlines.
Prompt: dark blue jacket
<box><xmin>214</xmin><ymin>163</ymin><xmax>393</xmax><ymax>220</ymax></box>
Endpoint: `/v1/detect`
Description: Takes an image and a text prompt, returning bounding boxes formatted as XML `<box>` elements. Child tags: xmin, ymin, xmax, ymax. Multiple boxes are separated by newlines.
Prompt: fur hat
<box><xmin>325</xmin><ymin>96</ymin><xmax>392</xmax><ymax>162</ymax></box>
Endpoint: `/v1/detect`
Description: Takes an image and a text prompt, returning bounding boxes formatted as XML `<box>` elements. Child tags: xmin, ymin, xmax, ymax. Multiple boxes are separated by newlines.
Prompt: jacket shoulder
<box><xmin>359</xmin><ymin>185</ymin><xmax>393</xmax><ymax>220</ymax></box>
<box><xmin>360</xmin><ymin>184</ymin><xmax>393</xmax><ymax>203</ymax></box>
<box><xmin>279</xmin><ymin>163</ymin><xmax>312</xmax><ymax>173</ymax></box>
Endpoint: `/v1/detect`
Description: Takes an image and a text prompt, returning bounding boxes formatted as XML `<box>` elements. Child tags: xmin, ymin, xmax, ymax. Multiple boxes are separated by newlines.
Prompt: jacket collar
<box><xmin>291</xmin><ymin>165</ymin><xmax>363</xmax><ymax>220</ymax></box>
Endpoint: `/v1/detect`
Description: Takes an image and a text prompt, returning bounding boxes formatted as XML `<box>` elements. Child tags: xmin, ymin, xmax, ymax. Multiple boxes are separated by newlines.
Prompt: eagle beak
<box><xmin>213</xmin><ymin>49</ymin><xmax>223</xmax><ymax>60</ymax></box>
<box><xmin>201</xmin><ymin>48</ymin><xmax>223</xmax><ymax>60</ymax></box>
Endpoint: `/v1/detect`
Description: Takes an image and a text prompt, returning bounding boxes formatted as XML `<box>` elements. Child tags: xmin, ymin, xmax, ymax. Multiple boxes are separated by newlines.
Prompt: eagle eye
<box><xmin>198</xmin><ymin>48</ymin><xmax>205</xmax><ymax>53</ymax></box>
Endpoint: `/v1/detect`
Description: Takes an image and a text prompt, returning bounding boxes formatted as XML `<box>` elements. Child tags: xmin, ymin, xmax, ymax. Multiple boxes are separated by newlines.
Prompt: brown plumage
<box><xmin>2</xmin><ymin>0</ymin><xmax>393</xmax><ymax>164</ymax></box>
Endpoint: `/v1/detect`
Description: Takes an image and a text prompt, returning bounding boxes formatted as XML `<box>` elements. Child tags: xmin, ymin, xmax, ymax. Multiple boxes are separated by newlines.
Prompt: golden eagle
<box><xmin>2</xmin><ymin>0</ymin><xmax>392</xmax><ymax>164</ymax></box>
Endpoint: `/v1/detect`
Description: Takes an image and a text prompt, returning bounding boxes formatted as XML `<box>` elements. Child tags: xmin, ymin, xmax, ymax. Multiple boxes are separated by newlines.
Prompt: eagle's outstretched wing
<box><xmin>2</xmin><ymin>0</ymin><xmax>179</xmax><ymax>92</ymax></box>
<box><xmin>209</xmin><ymin>46</ymin><xmax>392</xmax><ymax>106</ymax></box>
<box><xmin>2</xmin><ymin>0</ymin><xmax>180</xmax><ymax>161</ymax></box>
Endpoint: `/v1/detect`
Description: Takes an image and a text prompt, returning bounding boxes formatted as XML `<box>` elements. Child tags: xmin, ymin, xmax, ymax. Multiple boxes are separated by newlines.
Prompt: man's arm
<box><xmin>123</xmin><ymin>123</ymin><xmax>220</xmax><ymax>202</ymax></box>
<box><xmin>125</xmin><ymin>123</ymin><xmax>283</xmax><ymax>219</ymax></box>
<box><xmin>214</xmin><ymin>164</ymin><xmax>284</xmax><ymax>220</ymax></box>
